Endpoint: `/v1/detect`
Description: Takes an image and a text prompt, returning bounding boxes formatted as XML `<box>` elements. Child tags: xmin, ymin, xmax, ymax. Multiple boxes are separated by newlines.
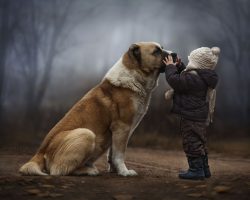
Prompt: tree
<box><xmin>10</xmin><ymin>0</ymin><xmax>103</xmax><ymax>129</ymax></box>
<box><xmin>0</xmin><ymin>0</ymin><xmax>20</xmax><ymax>123</ymax></box>
<box><xmin>11</xmin><ymin>1</ymin><xmax>71</xmax><ymax>126</ymax></box>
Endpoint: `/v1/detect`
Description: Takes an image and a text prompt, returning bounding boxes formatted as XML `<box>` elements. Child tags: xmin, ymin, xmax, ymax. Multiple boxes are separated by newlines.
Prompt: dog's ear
<box><xmin>128</xmin><ymin>44</ymin><xmax>141</xmax><ymax>63</ymax></box>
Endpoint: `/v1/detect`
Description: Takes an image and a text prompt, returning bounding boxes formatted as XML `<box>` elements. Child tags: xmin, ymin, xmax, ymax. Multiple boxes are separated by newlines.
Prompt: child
<box><xmin>163</xmin><ymin>47</ymin><xmax>220</xmax><ymax>180</ymax></box>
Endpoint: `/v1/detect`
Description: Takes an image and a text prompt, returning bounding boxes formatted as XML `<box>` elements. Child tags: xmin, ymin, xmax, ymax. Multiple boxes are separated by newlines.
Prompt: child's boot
<box><xmin>202</xmin><ymin>154</ymin><xmax>211</xmax><ymax>178</ymax></box>
<box><xmin>179</xmin><ymin>157</ymin><xmax>205</xmax><ymax>180</ymax></box>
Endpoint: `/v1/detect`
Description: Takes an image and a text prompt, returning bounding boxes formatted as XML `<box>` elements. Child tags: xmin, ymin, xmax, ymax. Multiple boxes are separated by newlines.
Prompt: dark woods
<box><xmin>0</xmin><ymin>0</ymin><xmax>249</xmax><ymax>150</ymax></box>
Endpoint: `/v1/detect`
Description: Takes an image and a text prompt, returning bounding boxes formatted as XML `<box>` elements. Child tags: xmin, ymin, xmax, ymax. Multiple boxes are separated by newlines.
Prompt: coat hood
<box><xmin>196</xmin><ymin>69</ymin><xmax>218</xmax><ymax>89</ymax></box>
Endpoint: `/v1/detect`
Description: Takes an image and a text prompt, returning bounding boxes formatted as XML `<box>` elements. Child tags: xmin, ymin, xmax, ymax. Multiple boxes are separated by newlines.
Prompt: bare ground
<box><xmin>0</xmin><ymin>148</ymin><xmax>249</xmax><ymax>200</ymax></box>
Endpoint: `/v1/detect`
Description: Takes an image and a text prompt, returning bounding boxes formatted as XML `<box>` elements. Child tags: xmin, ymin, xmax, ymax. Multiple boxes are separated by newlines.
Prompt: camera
<box><xmin>159</xmin><ymin>51</ymin><xmax>179</xmax><ymax>73</ymax></box>
<box><xmin>170</xmin><ymin>52</ymin><xmax>177</xmax><ymax>63</ymax></box>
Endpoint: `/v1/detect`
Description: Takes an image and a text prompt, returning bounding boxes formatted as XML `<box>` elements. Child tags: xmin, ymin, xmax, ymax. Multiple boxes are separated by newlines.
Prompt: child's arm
<box><xmin>166</xmin><ymin>65</ymin><xmax>200</xmax><ymax>91</ymax></box>
<box><xmin>164</xmin><ymin>61</ymin><xmax>200</xmax><ymax>92</ymax></box>
<box><xmin>177</xmin><ymin>63</ymin><xmax>185</xmax><ymax>73</ymax></box>
<box><xmin>176</xmin><ymin>58</ymin><xmax>186</xmax><ymax>73</ymax></box>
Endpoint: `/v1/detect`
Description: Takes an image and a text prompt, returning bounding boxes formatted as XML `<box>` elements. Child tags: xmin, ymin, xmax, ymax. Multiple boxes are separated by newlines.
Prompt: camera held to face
<box><xmin>159</xmin><ymin>52</ymin><xmax>178</xmax><ymax>73</ymax></box>
<box><xmin>170</xmin><ymin>53</ymin><xmax>177</xmax><ymax>63</ymax></box>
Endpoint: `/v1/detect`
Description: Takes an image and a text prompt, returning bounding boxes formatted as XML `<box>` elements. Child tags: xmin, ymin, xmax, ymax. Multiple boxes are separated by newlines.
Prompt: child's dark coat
<box><xmin>165</xmin><ymin>64</ymin><xmax>218</xmax><ymax>122</ymax></box>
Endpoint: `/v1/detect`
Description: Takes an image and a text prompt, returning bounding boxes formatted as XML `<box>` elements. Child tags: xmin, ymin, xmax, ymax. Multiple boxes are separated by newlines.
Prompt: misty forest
<box><xmin>0</xmin><ymin>0</ymin><xmax>250</xmax><ymax>151</ymax></box>
<box><xmin>0</xmin><ymin>1</ymin><xmax>250</xmax><ymax>199</ymax></box>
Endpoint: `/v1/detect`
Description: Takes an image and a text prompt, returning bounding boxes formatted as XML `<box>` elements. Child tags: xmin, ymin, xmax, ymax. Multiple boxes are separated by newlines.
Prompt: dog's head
<box><xmin>123</xmin><ymin>42</ymin><xmax>169</xmax><ymax>75</ymax></box>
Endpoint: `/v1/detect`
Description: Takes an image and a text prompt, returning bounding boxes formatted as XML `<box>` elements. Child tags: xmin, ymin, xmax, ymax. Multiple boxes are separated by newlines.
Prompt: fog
<box><xmin>0</xmin><ymin>0</ymin><xmax>249</xmax><ymax>145</ymax></box>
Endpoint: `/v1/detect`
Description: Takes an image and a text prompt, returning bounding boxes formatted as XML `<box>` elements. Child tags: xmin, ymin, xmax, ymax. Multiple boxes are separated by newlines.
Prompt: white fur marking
<box><xmin>104</xmin><ymin>58</ymin><xmax>159</xmax><ymax>97</ymax></box>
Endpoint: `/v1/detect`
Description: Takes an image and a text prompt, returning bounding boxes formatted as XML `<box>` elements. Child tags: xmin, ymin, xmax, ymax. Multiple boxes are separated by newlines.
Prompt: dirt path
<box><xmin>0</xmin><ymin>148</ymin><xmax>249</xmax><ymax>199</ymax></box>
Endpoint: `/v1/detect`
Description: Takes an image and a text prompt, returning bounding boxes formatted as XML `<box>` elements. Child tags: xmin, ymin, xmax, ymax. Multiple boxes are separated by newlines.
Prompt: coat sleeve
<box><xmin>165</xmin><ymin>65</ymin><xmax>201</xmax><ymax>92</ymax></box>
<box><xmin>176</xmin><ymin>62</ymin><xmax>186</xmax><ymax>73</ymax></box>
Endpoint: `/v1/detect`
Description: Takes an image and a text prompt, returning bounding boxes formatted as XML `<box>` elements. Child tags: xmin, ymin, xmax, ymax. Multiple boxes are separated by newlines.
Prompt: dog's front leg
<box><xmin>111</xmin><ymin>122</ymin><xmax>137</xmax><ymax>176</ymax></box>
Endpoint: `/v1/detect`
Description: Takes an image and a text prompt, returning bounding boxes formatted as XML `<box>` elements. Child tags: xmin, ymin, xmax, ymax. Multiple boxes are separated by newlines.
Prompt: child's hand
<box><xmin>163</xmin><ymin>55</ymin><xmax>175</xmax><ymax>66</ymax></box>
<box><xmin>176</xmin><ymin>57</ymin><xmax>181</xmax><ymax>66</ymax></box>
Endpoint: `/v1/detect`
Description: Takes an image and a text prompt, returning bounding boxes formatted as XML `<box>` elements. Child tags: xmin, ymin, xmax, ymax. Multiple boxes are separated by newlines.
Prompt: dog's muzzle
<box><xmin>159</xmin><ymin>50</ymin><xmax>169</xmax><ymax>73</ymax></box>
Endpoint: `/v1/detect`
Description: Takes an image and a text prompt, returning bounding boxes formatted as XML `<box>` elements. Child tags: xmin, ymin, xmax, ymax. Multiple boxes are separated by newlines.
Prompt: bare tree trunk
<box><xmin>0</xmin><ymin>0</ymin><xmax>10</xmax><ymax>124</ymax></box>
<box><xmin>22</xmin><ymin>0</ymin><xmax>73</xmax><ymax>129</ymax></box>
<box><xmin>12</xmin><ymin>0</ymin><xmax>101</xmax><ymax>130</ymax></box>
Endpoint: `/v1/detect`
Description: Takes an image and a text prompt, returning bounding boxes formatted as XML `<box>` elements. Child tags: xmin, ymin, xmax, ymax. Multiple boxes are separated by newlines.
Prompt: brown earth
<box><xmin>0</xmin><ymin>148</ymin><xmax>249</xmax><ymax>200</ymax></box>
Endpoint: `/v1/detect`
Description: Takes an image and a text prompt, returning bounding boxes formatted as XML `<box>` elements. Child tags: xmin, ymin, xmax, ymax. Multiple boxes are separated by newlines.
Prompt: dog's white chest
<box><xmin>129</xmin><ymin>74</ymin><xmax>158</xmax><ymax>137</ymax></box>
<box><xmin>129</xmin><ymin>93</ymin><xmax>151</xmax><ymax>136</ymax></box>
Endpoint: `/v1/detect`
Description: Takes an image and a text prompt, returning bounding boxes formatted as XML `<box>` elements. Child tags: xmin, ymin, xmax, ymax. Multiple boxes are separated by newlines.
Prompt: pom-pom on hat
<box><xmin>187</xmin><ymin>47</ymin><xmax>220</xmax><ymax>70</ymax></box>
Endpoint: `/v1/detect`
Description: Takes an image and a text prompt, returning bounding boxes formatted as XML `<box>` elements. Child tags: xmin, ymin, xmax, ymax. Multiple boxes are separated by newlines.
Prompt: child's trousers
<box><xmin>180</xmin><ymin>117</ymin><xmax>208</xmax><ymax>157</ymax></box>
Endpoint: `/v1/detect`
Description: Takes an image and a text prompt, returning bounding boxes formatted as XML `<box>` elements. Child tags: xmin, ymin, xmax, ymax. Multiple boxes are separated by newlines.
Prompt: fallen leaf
<box><xmin>113</xmin><ymin>194</ymin><xmax>133</xmax><ymax>200</ymax></box>
<box><xmin>214</xmin><ymin>186</ymin><xmax>231</xmax><ymax>193</ymax></box>
<box><xmin>65</xmin><ymin>183</ymin><xmax>75</xmax><ymax>187</ymax></box>
<box><xmin>44</xmin><ymin>176</ymin><xmax>52</xmax><ymax>180</ymax></box>
<box><xmin>37</xmin><ymin>192</ymin><xmax>50</xmax><ymax>197</ymax></box>
<box><xmin>49</xmin><ymin>193</ymin><xmax>63</xmax><ymax>197</ymax></box>
<box><xmin>195</xmin><ymin>184</ymin><xmax>206</xmax><ymax>188</ymax></box>
<box><xmin>186</xmin><ymin>193</ymin><xmax>203</xmax><ymax>198</ymax></box>
<box><xmin>26</xmin><ymin>188</ymin><xmax>41</xmax><ymax>195</ymax></box>
<box><xmin>41</xmin><ymin>184</ymin><xmax>55</xmax><ymax>188</ymax></box>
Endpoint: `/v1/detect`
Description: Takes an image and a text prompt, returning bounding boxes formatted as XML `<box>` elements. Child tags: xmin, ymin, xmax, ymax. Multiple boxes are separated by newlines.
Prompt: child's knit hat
<box><xmin>187</xmin><ymin>47</ymin><xmax>220</xmax><ymax>70</ymax></box>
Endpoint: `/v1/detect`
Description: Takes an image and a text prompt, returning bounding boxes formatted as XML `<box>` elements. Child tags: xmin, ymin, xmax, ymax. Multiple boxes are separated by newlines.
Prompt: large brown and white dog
<box><xmin>19</xmin><ymin>42</ymin><xmax>168</xmax><ymax>176</ymax></box>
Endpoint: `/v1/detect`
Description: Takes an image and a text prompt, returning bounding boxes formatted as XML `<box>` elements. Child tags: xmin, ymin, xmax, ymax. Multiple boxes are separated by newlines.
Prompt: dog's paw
<box><xmin>73</xmin><ymin>166</ymin><xmax>99</xmax><ymax>176</ymax></box>
<box><xmin>87</xmin><ymin>168</ymin><xmax>100</xmax><ymax>176</ymax></box>
<box><xmin>118</xmin><ymin>169</ymin><xmax>138</xmax><ymax>177</ymax></box>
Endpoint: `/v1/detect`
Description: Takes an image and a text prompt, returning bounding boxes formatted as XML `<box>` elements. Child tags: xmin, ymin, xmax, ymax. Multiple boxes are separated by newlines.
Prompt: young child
<box><xmin>164</xmin><ymin>47</ymin><xmax>220</xmax><ymax>180</ymax></box>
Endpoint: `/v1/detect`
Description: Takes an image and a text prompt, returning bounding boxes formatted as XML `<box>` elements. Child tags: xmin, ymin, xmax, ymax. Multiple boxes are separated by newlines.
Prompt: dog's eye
<box><xmin>152</xmin><ymin>48</ymin><xmax>161</xmax><ymax>56</ymax></box>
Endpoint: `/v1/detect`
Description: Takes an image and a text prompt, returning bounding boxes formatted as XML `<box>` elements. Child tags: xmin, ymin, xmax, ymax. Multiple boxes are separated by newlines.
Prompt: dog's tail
<box><xmin>19</xmin><ymin>153</ymin><xmax>48</xmax><ymax>176</ymax></box>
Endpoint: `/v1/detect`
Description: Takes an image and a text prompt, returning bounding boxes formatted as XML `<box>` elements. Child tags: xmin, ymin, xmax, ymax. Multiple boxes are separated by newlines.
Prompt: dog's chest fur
<box><xmin>129</xmin><ymin>92</ymin><xmax>151</xmax><ymax>135</ymax></box>
<box><xmin>104</xmin><ymin>58</ymin><xmax>159</xmax><ymax>135</ymax></box>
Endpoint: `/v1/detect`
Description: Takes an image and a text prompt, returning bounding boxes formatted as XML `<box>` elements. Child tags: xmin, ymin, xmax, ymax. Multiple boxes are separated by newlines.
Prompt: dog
<box><xmin>19</xmin><ymin>42</ymin><xmax>168</xmax><ymax>176</ymax></box>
